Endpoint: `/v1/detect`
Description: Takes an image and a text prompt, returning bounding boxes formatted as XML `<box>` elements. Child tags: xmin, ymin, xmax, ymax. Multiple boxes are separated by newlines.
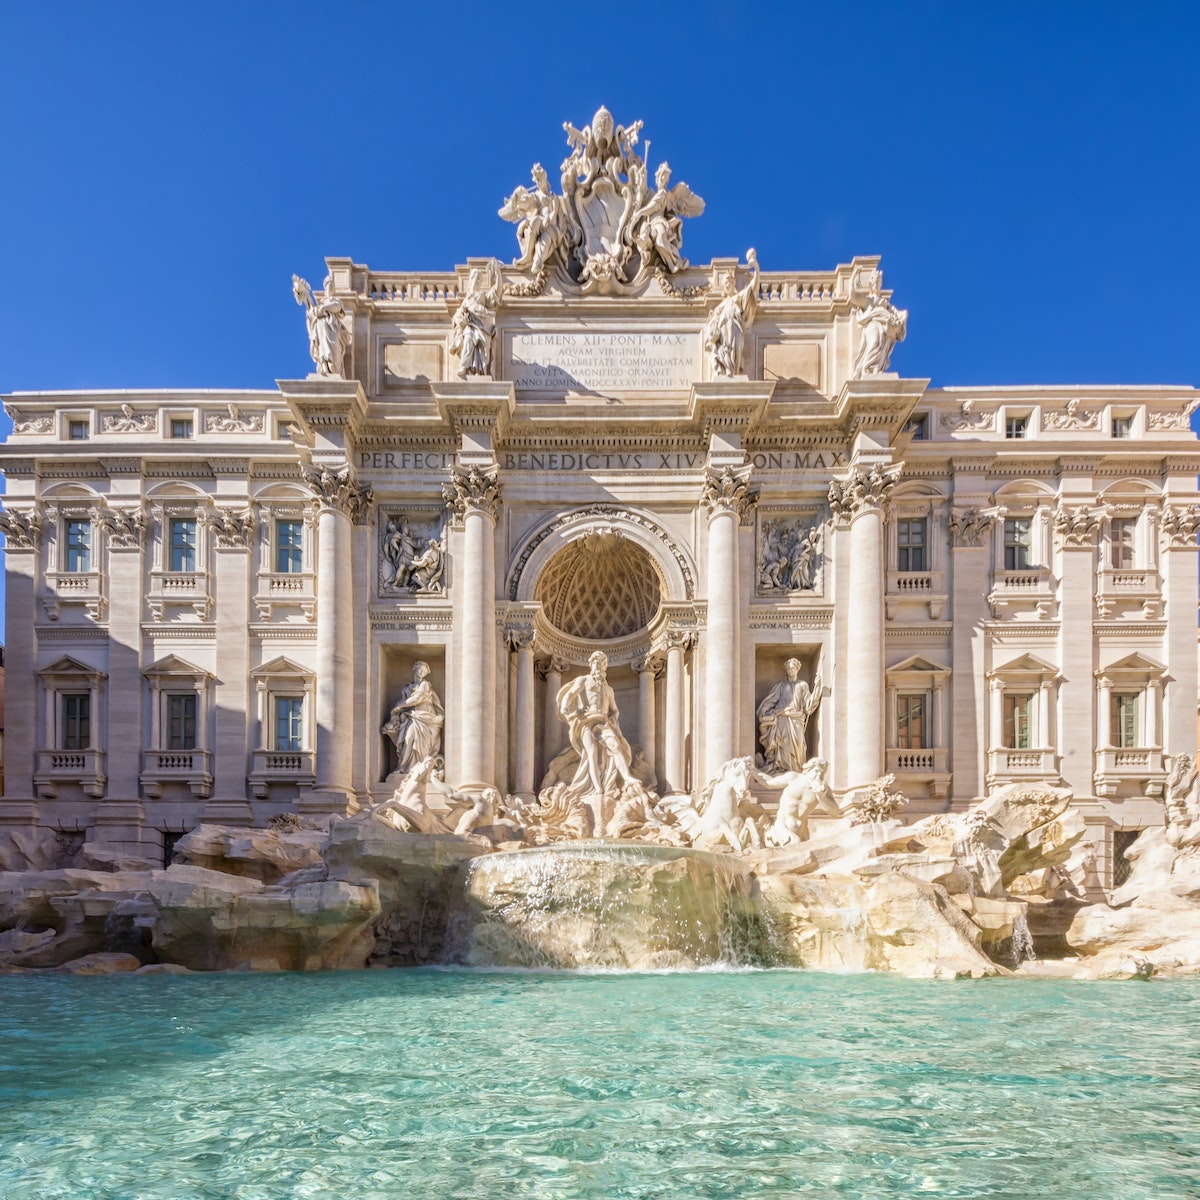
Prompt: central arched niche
<box><xmin>535</xmin><ymin>530</ymin><xmax>663</xmax><ymax>641</ymax></box>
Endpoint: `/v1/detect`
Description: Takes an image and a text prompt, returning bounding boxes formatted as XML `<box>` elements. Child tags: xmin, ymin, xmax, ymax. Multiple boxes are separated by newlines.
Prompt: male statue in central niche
<box><xmin>557</xmin><ymin>650</ymin><xmax>640</xmax><ymax>798</ymax></box>
<box><xmin>756</xmin><ymin>659</ymin><xmax>823</xmax><ymax>773</ymax></box>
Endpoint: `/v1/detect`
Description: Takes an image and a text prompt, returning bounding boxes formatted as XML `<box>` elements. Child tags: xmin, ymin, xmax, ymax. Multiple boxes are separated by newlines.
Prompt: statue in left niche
<box><xmin>292</xmin><ymin>274</ymin><xmax>352</xmax><ymax>378</ymax></box>
<box><xmin>450</xmin><ymin>259</ymin><xmax>502</xmax><ymax>377</ymax></box>
<box><xmin>382</xmin><ymin>662</ymin><xmax>445</xmax><ymax>778</ymax></box>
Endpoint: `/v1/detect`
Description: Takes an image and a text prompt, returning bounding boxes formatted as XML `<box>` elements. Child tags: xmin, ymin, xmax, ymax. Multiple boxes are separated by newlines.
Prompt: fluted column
<box><xmin>305</xmin><ymin>465</ymin><xmax>372</xmax><ymax>807</ymax></box>
<box><xmin>663</xmin><ymin>631</ymin><xmax>692</xmax><ymax>796</ymax></box>
<box><xmin>443</xmin><ymin>466</ymin><xmax>502</xmax><ymax>791</ymax></box>
<box><xmin>635</xmin><ymin>654</ymin><xmax>663</xmax><ymax>789</ymax></box>
<box><xmin>1056</xmin><ymin>502</ymin><xmax>1101</xmax><ymax>796</ymax></box>
<box><xmin>830</xmin><ymin>463</ymin><xmax>899</xmax><ymax>788</ymax></box>
<box><xmin>1160</xmin><ymin>503</ymin><xmax>1200</xmax><ymax>755</ymax></box>
<box><xmin>508</xmin><ymin>627</ymin><xmax>535</xmax><ymax>799</ymax></box>
<box><xmin>701</xmin><ymin>467</ymin><xmax>758</xmax><ymax>782</ymax></box>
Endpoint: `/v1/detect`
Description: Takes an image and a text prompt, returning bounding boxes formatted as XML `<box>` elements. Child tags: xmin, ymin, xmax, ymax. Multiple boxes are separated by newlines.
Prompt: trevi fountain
<box><xmin>2</xmin><ymin>109</ymin><xmax>1200</xmax><ymax>1199</ymax></box>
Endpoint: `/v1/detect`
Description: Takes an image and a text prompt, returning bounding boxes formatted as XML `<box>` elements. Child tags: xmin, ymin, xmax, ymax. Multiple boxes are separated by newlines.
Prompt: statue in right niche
<box><xmin>382</xmin><ymin>661</ymin><xmax>445</xmax><ymax>777</ymax></box>
<box><xmin>756</xmin><ymin>659</ymin><xmax>822</xmax><ymax>773</ymax></box>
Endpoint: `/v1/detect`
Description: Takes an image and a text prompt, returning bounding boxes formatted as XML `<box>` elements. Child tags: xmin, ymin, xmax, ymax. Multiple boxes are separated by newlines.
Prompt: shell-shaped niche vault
<box><xmin>535</xmin><ymin>531</ymin><xmax>663</xmax><ymax>641</ymax></box>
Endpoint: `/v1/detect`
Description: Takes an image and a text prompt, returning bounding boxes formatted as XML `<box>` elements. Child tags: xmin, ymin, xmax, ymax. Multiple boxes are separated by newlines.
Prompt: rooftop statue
<box><xmin>292</xmin><ymin>274</ymin><xmax>352</xmax><ymax>378</ymax></box>
<box><xmin>703</xmin><ymin>250</ymin><xmax>760</xmax><ymax>376</ymax></box>
<box><xmin>852</xmin><ymin>292</ymin><xmax>908</xmax><ymax>378</ymax></box>
<box><xmin>500</xmin><ymin>106</ymin><xmax>705</xmax><ymax>291</ymax></box>
<box><xmin>450</xmin><ymin>259</ymin><xmax>502</xmax><ymax>377</ymax></box>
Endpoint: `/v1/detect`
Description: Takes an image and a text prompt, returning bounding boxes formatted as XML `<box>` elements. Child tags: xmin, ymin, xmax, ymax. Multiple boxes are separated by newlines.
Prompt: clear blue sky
<box><xmin>0</xmin><ymin>3</ymin><xmax>1198</xmax><ymax>626</ymax></box>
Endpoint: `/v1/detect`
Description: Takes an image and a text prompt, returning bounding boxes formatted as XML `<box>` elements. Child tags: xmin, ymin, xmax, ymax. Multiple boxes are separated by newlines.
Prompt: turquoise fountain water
<box><xmin>2</xmin><ymin>970</ymin><xmax>1199</xmax><ymax>1199</ymax></box>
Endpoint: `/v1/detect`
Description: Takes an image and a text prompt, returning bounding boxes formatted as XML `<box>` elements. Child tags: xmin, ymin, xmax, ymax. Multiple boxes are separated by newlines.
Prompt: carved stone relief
<box><xmin>757</xmin><ymin>514</ymin><xmax>823</xmax><ymax>595</ymax></box>
<box><xmin>102</xmin><ymin>404</ymin><xmax>156</xmax><ymax>433</ymax></box>
<box><xmin>379</xmin><ymin>512</ymin><xmax>445</xmax><ymax>595</ymax></box>
<box><xmin>939</xmin><ymin>401</ymin><xmax>997</xmax><ymax>432</ymax></box>
<box><xmin>206</xmin><ymin>403</ymin><xmax>264</xmax><ymax>433</ymax></box>
<box><xmin>1043</xmin><ymin>399</ymin><xmax>1098</xmax><ymax>431</ymax></box>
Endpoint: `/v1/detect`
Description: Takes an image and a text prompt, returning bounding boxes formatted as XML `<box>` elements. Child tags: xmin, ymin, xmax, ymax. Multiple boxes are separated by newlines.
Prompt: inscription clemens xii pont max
<box><xmin>508</xmin><ymin>331</ymin><xmax>699</xmax><ymax>392</ymax></box>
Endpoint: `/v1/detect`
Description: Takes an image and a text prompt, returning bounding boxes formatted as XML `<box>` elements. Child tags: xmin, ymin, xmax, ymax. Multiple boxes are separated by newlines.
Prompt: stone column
<box><xmin>206</xmin><ymin>507</ymin><xmax>254</xmax><ymax>823</ymax></box>
<box><xmin>635</xmin><ymin>655</ymin><xmax>663</xmax><ymax>788</ymax></box>
<box><xmin>1096</xmin><ymin>676</ymin><xmax>1112</xmax><ymax>748</ymax></box>
<box><xmin>989</xmin><ymin>676</ymin><xmax>1004</xmax><ymax>770</ymax></box>
<box><xmin>1160</xmin><ymin>504</ymin><xmax>1200</xmax><ymax>755</ymax></box>
<box><xmin>305</xmin><ymin>465</ymin><xmax>372</xmax><ymax>810</ymax></box>
<box><xmin>541</xmin><ymin>656</ymin><xmax>566</xmax><ymax>767</ymax></box>
<box><xmin>1056</xmin><ymin>502</ymin><xmax>1101</xmax><ymax>797</ymax></box>
<box><xmin>0</xmin><ymin>510</ymin><xmax>40</xmax><ymax>824</ymax></box>
<box><xmin>1146</xmin><ymin>677</ymin><xmax>1162</xmax><ymax>748</ymax></box>
<box><xmin>701</xmin><ymin>466</ymin><xmax>758</xmax><ymax>782</ymax></box>
<box><xmin>508</xmin><ymin>627</ymin><xmax>535</xmax><ymax>799</ymax></box>
<box><xmin>830</xmin><ymin>463</ymin><xmax>899</xmax><ymax>789</ymax></box>
<box><xmin>663</xmin><ymin>631</ymin><xmax>692</xmax><ymax>797</ymax></box>
<box><xmin>443</xmin><ymin>466</ymin><xmax>502</xmax><ymax>792</ymax></box>
<box><xmin>947</xmin><ymin>505</ymin><xmax>994</xmax><ymax>803</ymax></box>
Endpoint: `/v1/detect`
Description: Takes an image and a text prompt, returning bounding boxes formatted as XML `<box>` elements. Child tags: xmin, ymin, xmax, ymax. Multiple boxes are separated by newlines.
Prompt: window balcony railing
<box><xmin>884</xmin><ymin>570</ymin><xmax>946</xmax><ymax>619</ymax></box>
<box><xmin>986</xmin><ymin>747</ymin><xmax>1058</xmax><ymax>778</ymax></box>
<box><xmin>253</xmin><ymin>570</ymin><xmax>316</xmax><ymax>620</ymax></box>
<box><xmin>987</xmin><ymin>569</ymin><xmax>1055</xmax><ymax>620</ymax></box>
<box><xmin>42</xmin><ymin>570</ymin><xmax>105</xmax><ymax>621</ymax></box>
<box><xmin>886</xmin><ymin>747</ymin><xmax>949</xmax><ymax>774</ymax></box>
<box><xmin>34</xmin><ymin>748</ymin><xmax>107</xmax><ymax>799</ymax></box>
<box><xmin>141</xmin><ymin>748</ymin><xmax>213</xmax><ymax>799</ymax></box>
<box><xmin>1094</xmin><ymin>747</ymin><xmax>1165</xmax><ymax>797</ymax></box>
<box><xmin>249</xmin><ymin>748</ymin><xmax>316</xmax><ymax>798</ymax></box>
<box><xmin>148</xmin><ymin>569</ymin><xmax>211</xmax><ymax>621</ymax></box>
<box><xmin>1095</xmin><ymin>569</ymin><xmax>1162</xmax><ymax>619</ymax></box>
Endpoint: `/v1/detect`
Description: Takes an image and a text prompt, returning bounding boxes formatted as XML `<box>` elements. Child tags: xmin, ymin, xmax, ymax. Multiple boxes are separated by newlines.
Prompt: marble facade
<box><xmin>2</xmin><ymin>108</ymin><xmax>1199</xmax><ymax>892</ymax></box>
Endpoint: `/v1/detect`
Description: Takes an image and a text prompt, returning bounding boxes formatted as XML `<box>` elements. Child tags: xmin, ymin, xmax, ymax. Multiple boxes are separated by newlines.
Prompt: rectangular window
<box><xmin>166</xmin><ymin>693</ymin><xmax>198</xmax><ymax>750</ymax></box>
<box><xmin>169</xmin><ymin>518</ymin><xmax>197</xmax><ymax>573</ymax></box>
<box><xmin>64</xmin><ymin>518</ymin><xmax>91</xmax><ymax>572</ymax></box>
<box><xmin>277</xmin><ymin>420</ymin><xmax>297</xmax><ymax>441</ymax></box>
<box><xmin>275</xmin><ymin>696</ymin><xmax>304</xmax><ymax>752</ymax></box>
<box><xmin>170</xmin><ymin>418</ymin><xmax>193</xmax><ymax>439</ymax></box>
<box><xmin>1112</xmin><ymin>693</ymin><xmax>1139</xmax><ymax>748</ymax></box>
<box><xmin>1110</xmin><ymin>517</ymin><xmax>1136</xmax><ymax>569</ymax></box>
<box><xmin>903</xmin><ymin>413</ymin><xmax>928</xmax><ymax>440</ymax></box>
<box><xmin>1006</xmin><ymin>415</ymin><xmax>1029</xmax><ymax>439</ymax></box>
<box><xmin>68</xmin><ymin>420</ymin><xmax>89</xmax><ymax>441</ymax></box>
<box><xmin>896</xmin><ymin>694</ymin><xmax>928</xmax><ymax>750</ymax></box>
<box><xmin>62</xmin><ymin>693</ymin><xmax>90</xmax><ymax>750</ymax></box>
<box><xmin>1003</xmin><ymin>693</ymin><xmax>1033</xmax><ymax>750</ymax></box>
<box><xmin>1003</xmin><ymin>517</ymin><xmax>1032</xmax><ymax>570</ymax></box>
<box><xmin>275</xmin><ymin>520</ymin><xmax>304</xmax><ymax>574</ymax></box>
<box><xmin>1112</xmin><ymin>415</ymin><xmax>1134</xmax><ymax>439</ymax></box>
<box><xmin>896</xmin><ymin>518</ymin><xmax>928</xmax><ymax>572</ymax></box>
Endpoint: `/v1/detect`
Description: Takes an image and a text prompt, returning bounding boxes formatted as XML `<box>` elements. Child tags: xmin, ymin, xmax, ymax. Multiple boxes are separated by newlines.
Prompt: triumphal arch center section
<box><xmin>2</xmin><ymin>107</ymin><xmax>1199</xmax><ymax>890</ymax></box>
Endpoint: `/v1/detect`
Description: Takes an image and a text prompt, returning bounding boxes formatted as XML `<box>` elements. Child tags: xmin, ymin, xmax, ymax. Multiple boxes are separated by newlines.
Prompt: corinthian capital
<box><xmin>1053</xmin><ymin>503</ymin><xmax>1101</xmax><ymax>549</ymax></box>
<box><xmin>1160</xmin><ymin>502</ymin><xmax>1200</xmax><ymax>549</ymax></box>
<box><xmin>947</xmin><ymin>507</ymin><xmax>994</xmax><ymax>548</ymax></box>
<box><xmin>0</xmin><ymin>506</ymin><xmax>43</xmax><ymax>550</ymax></box>
<box><xmin>442</xmin><ymin>465</ymin><xmax>502</xmax><ymax>521</ymax></box>
<box><xmin>701</xmin><ymin>465</ymin><xmax>759</xmax><ymax>522</ymax></box>
<box><xmin>303</xmin><ymin>464</ymin><xmax>373</xmax><ymax>523</ymax></box>
<box><xmin>828</xmin><ymin>463</ymin><xmax>901</xmax><ymax>520</ymax></box>
<box><xmin>99</xmin><ymin>506</ymin><xmax>148</xmax><ymax>549</ymax></box>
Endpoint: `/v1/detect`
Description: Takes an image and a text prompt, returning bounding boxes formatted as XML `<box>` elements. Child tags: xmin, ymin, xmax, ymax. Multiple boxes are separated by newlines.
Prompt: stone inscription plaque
<box><xmin>508</xmin><ymin>332</ymin><xmax>700</xmax><ymax>393</ymax></box>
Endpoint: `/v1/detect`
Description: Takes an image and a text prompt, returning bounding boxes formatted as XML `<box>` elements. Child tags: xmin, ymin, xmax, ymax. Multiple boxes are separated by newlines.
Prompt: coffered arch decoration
<box><xmin>506</xmin><ymin>505</ymin><xmax>697</xmax><ymax>605</ymax></box>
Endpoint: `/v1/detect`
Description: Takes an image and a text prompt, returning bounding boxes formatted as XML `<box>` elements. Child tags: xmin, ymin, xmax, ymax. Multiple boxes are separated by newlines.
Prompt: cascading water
<box><xmin>1010</xmin><ymin>911</ymin><xmax>1036</xmax><ymax>966</ymax></box>
<box><xmin>443</xmin><ymin>841</ymin><xmax>777</xmax><ymax>970</ymax></box>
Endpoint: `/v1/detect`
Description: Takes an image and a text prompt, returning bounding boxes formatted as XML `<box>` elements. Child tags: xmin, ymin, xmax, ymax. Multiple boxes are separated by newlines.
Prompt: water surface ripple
<box><xmin>1</xmin><ymin>969</ymin><xmax>1198</xmax><ymax>1199</ymax></box>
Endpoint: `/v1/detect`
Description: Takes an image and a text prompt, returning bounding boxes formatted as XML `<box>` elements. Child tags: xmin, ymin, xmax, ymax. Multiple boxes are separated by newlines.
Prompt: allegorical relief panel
<box><xmin>757</xmin><ymin>511</ymin><xmax>824</xmax><ymax>597</ymax></box>
<box><xmin>379</xmin><ymin>512</ymin><xmax>445</xmax><ymax>596</ymax></box>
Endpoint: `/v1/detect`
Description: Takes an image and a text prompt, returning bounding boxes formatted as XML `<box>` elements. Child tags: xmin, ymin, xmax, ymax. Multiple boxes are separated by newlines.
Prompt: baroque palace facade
<box><xmin>2</xmin><ymin>108</ymin><xmax>1198</xmax><ymax>887</ymax></box>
